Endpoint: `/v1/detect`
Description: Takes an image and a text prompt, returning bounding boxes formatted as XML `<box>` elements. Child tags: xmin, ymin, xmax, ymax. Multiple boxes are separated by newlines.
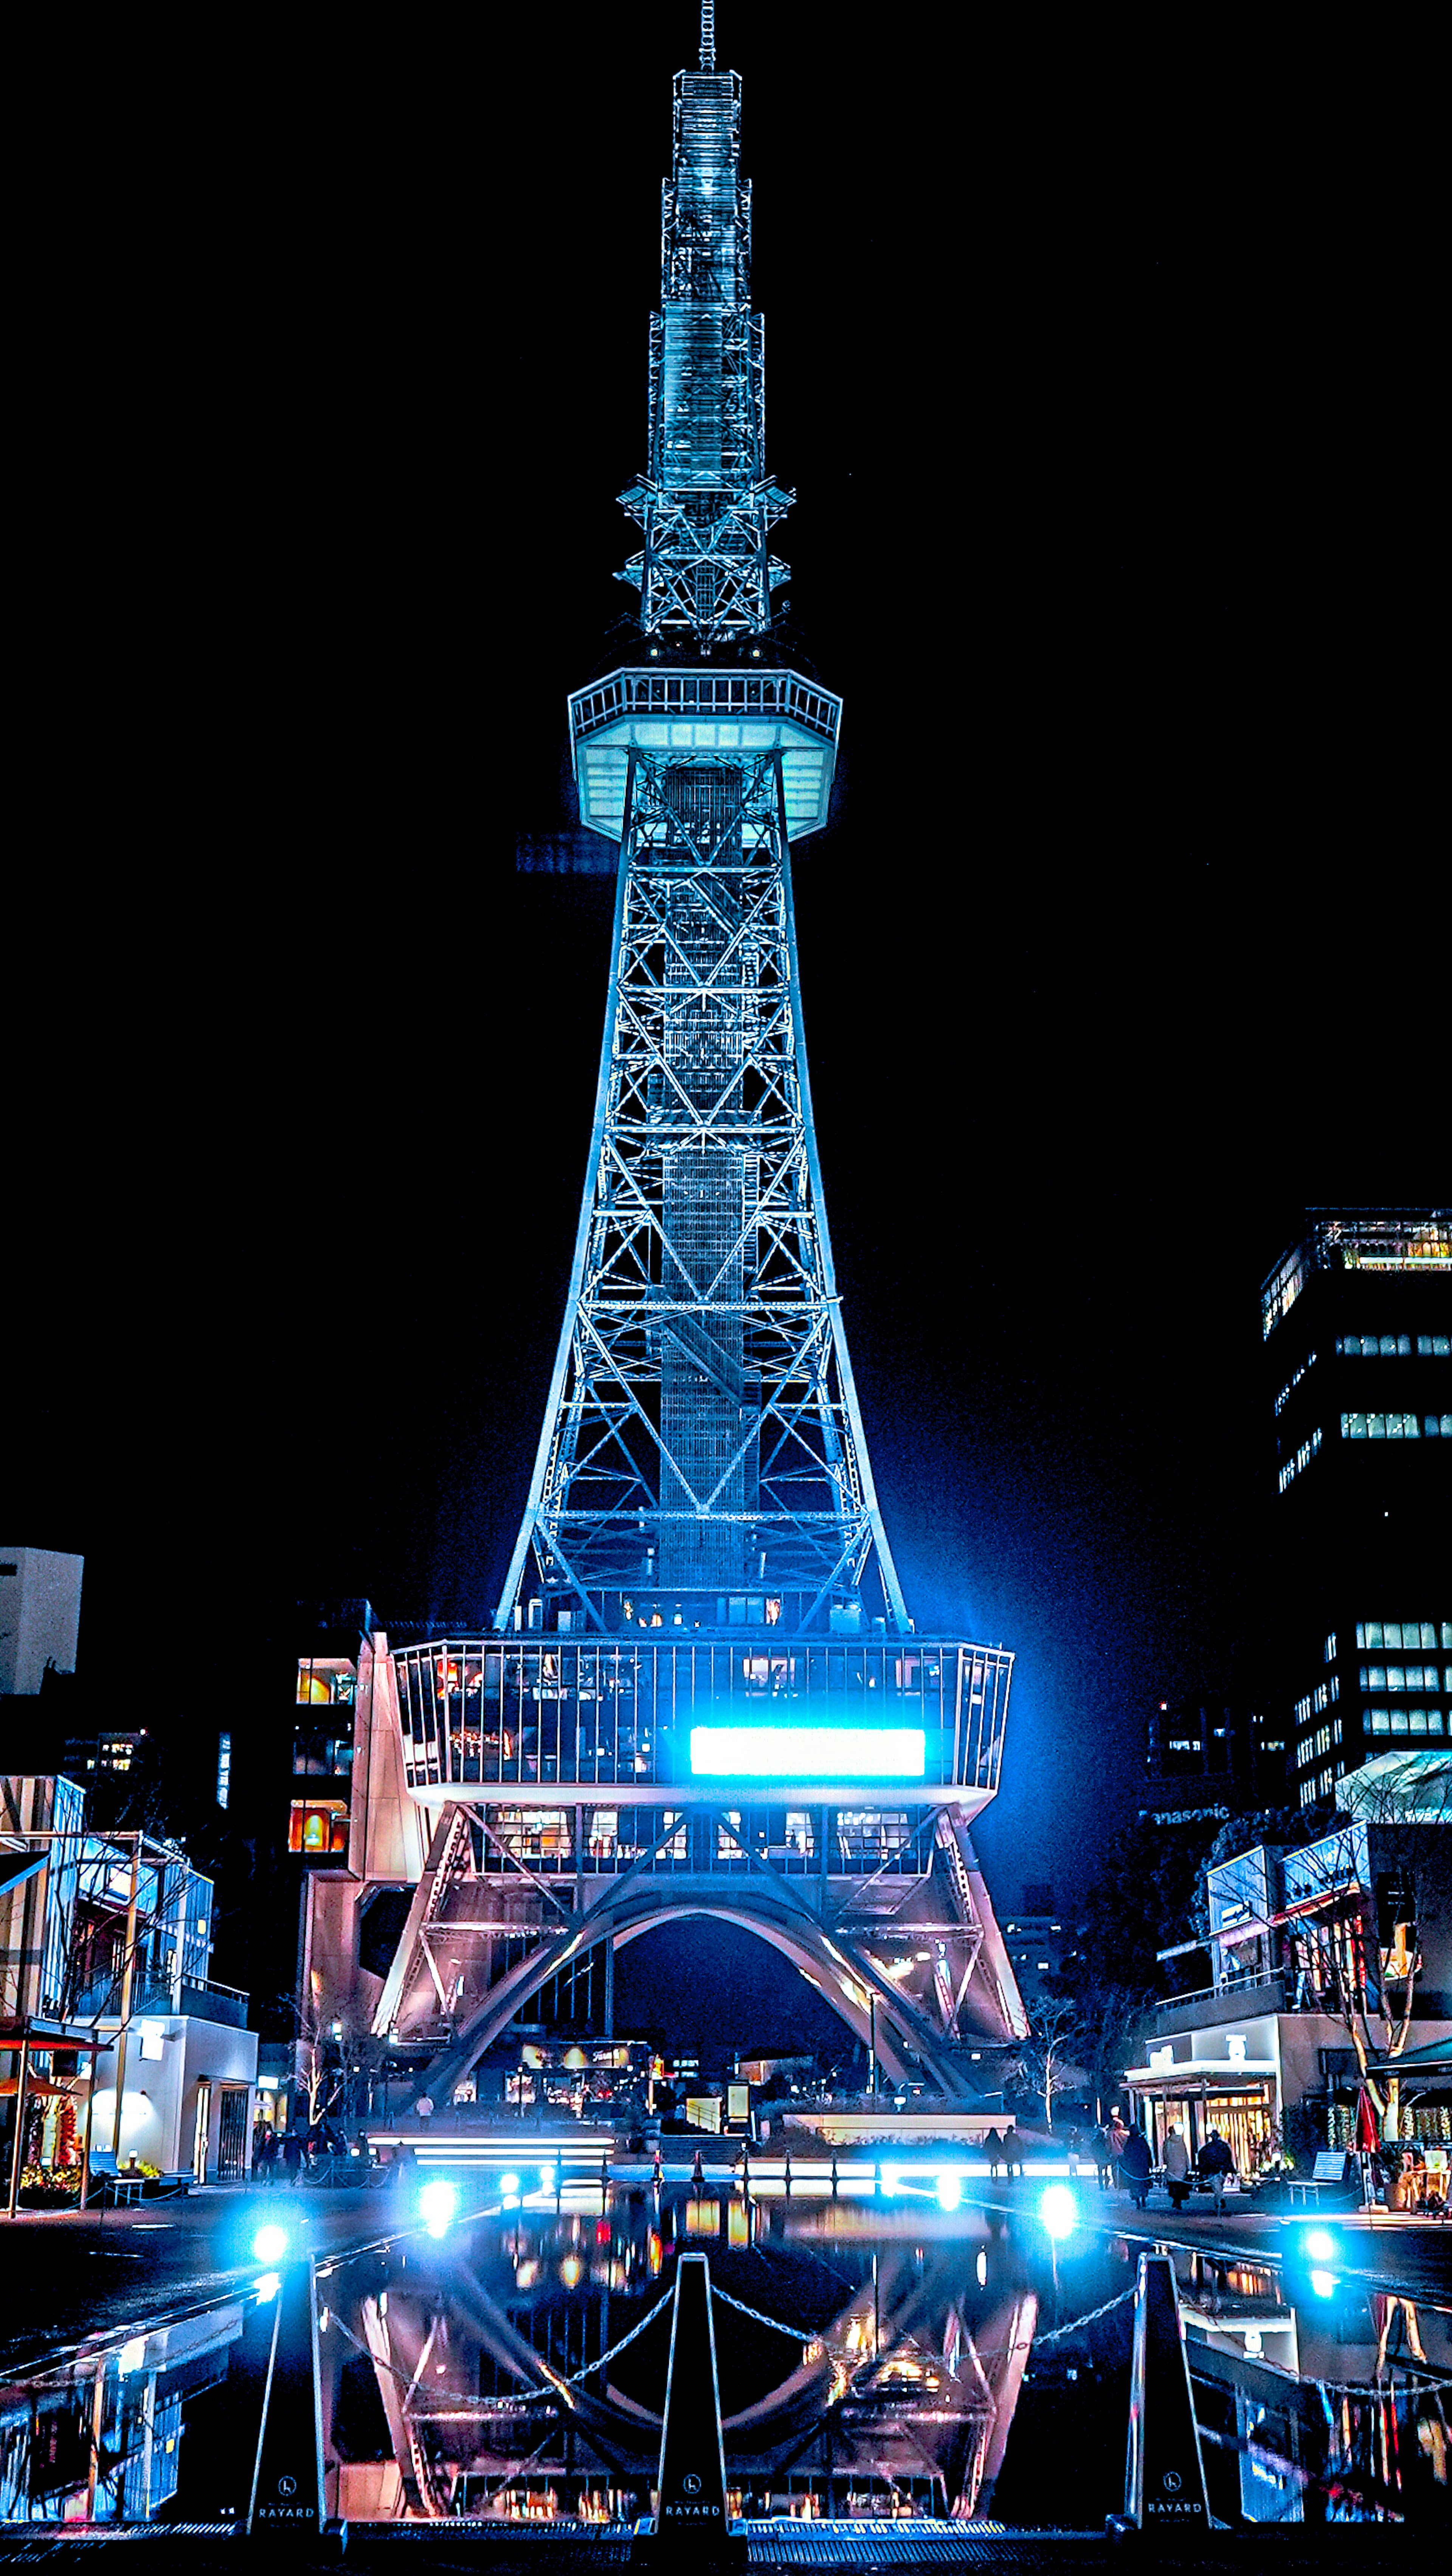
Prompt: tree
<box><xmin>1278</xmin><ymin>1771</ymin><xmax>1452</xmax><ymax>2143</ymax></box>
<box><xmin>292</xmin><ymin>1973</ymin><xmax>354</xmax><ymax>2132</ymax></box>
<box><xmin>1010</xmin><ymin>1997</ymin><xmax>1087</xmax><ymax>2132</ymax></box>
<box><xmin>1072</xmin><ymin>1980</ymin><xmax>1157</xmax><ymax>2120</ymax></box>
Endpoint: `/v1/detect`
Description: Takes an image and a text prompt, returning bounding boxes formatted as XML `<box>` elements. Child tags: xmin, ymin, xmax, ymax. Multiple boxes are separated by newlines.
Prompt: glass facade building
<box><xmin>1259</xmin><ymin>1210</ymin><xmax>1452</xmax><ymax>1806</ymax></box>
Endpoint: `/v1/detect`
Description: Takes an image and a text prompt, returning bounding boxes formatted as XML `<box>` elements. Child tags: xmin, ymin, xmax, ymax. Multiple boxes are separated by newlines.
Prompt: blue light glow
<box><xmin>252</xmin><ymin>2224</ymin><xmax>289</xmax><ymax>2264</ymax></box>
<box><xmin>936</xmin><ymin>2173</ymin><xmax>963</xmax><ymax>2210</ymax></box>
<box><xmin>539</xmin><ymin>2165</ymin><xmax>557</xmax><ymax>2193</ymax></box>
<box><xmin>1039</xmin><ymin>2184</ymin><xmax>1077</xmax><ymax>2241</ymax></box>
<box><xmin>498</xmin><ymin>2171</ymin><xmax>521</xmax><ymax>2199</ymax></box>
<box><xmin>690</xmin><ymin>1725</ymin><xmax>926</xmax><ymax>1778</ymax></box>
<box><xmin>1309</xmin><ymin>2268</ymin><xmax>1337</xmax><ymax>2300</ymax></box>
<box><xmin>1303</xmin><ymin>2227</ymin><xmax>1336</xmax><ymax>2261</ymax></box>
<box><xmin>420</xmin><ymin>2180</ymin><xmax>458</xmax><ymax>2236</ymax></box>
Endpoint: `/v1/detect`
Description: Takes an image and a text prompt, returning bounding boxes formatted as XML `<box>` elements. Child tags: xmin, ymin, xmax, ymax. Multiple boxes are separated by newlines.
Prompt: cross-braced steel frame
<box><xmin>496</xmin><ymin>744</ymin><xmax>908</xmax><ymax>1637</ymax></box>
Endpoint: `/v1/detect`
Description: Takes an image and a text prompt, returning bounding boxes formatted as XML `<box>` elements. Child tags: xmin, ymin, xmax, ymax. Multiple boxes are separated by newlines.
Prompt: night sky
<box><xmin>6</xmin><ymin>11</ymin><xmax>1440</xmax><ymax>1937</ymax></box>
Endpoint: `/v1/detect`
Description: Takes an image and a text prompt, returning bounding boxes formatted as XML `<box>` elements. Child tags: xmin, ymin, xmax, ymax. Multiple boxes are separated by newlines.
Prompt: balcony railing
<box><xmin>73</xmin><ymin>1971</ymin><xmax>249</xmax><ymax>2029</ymax></box>
<box><xmin>391</xmin><ymin>1637</ymin><xmax>1011</xmax><ymax>1803</ymax></box>
<box><xmin>569</xmin><ymin>666</ymin><xmax>841</xmax><ymax>746</ymax></box>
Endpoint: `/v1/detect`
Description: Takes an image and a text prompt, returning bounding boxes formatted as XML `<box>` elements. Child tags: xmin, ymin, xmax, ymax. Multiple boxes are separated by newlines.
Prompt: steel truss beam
<box><xmin>497</xmin><ymin>748</ymin><xmax>907</xmax><ymax>1635</ymax></box>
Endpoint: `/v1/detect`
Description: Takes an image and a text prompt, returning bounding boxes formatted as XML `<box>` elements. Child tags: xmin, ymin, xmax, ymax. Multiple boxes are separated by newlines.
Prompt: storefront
<box><xmin>1126</xmin><ymin>2062</ymin><xmax>1277</xmax><ymax>2179</ymax></box>
<box><xmin>1</xmin><ymin>2018</ymin><xmax>113</xmax><ymax>2213</ymax></box>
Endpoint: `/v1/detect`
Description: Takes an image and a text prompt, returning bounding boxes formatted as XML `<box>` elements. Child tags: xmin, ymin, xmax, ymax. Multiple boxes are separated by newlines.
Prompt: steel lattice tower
<box><xmin>312</xmin><ymin>9</ymin><xmax>1027</xmax><ymax>2105</ymax></box>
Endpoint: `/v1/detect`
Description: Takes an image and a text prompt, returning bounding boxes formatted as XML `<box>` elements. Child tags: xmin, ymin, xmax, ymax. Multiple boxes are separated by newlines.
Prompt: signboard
<box><xmin>686</xmin><ymin>2096</ymin><xmax>721</xmax><ymax>2134</ymax></box>
<box><xmin>690</xmin><ymin>1724</ymin><xmax>925</xmax><ymax>1778</ymax></box>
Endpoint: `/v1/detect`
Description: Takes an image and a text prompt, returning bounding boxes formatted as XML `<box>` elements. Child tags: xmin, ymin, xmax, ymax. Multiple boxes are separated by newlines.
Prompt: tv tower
<box><xmin>317</xmin><ymin>8</ymin><xmax>1027</xmax><ymax>2101</ymax></box>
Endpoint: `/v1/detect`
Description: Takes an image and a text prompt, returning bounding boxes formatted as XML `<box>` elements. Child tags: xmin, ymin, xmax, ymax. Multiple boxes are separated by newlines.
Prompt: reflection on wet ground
<box><xmin>3</xmin><ymin>2176</ymin><xmax>1449</xmax><ymax>2529</ymax></box>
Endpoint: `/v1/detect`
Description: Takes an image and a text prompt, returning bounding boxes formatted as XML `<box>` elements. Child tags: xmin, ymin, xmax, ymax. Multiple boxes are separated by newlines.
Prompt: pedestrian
<box><xmin>1105</xmin><ymin>2112</ymin><xmax>1129</xmax><ymax>2189</ymax></box>
<box><xmin>1197</xmin><ymin>2128</ymin><xmax>1233</xmax><ymax>2215</ymax></box>
<box><xmin>984</xmin><ymin>2125</ymin><xmax>1004</xmax><ymax>2181</ymax></box>
<box><xmin>257</xmin><ymin>2126</ymin><xmax>279</xmax><ymax>2187</ymax></box>
<box><xmin>282</xmin><ymin>2131</ymin><xmax>304</xmax><ymax>2187</ymax></box>
<box><xmin>1091</xmin><ymin>2123</ymin><xmax>1112</xmax><ymax>2190</ymax></box>
<box><xmin>1119</xmin><ymin>2124</ymin><xmax>1152</xmax><ymax>2210</ymax></box>
<box><xmin>1162</xmin><ymin>2123</ymin><xmax>1191</xmax><ymax>2212</ymax></box>
<box><xmin>416</xmin><ymin>2094</ymin><xmax>434</xmax><ymax>2127</ymax></box>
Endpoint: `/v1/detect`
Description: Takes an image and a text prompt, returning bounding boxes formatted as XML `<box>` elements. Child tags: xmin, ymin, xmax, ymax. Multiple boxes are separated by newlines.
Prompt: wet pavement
<box><xmin>1</xmin><ymin>2161</ymin><xmax>1448</xmax><ymax>2536</ymax></box>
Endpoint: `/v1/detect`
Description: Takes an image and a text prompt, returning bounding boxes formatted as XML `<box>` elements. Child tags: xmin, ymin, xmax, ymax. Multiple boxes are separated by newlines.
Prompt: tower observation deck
<box><xmin>314</xmin><ymin>9</ymin><xmax>1027</xmax><ymax>2103</ymax></box>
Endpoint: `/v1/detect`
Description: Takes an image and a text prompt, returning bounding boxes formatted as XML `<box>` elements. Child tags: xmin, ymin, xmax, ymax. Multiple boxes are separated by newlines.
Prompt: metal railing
<box><xmin>569</xmin><ymin>666</ymin><xmax>841</xmax><ymax>745</ymax></box>
<box><xmin>391</xmin><ymin>1636</ymin><xmax>1010</xmax><ymax>1802</ymax></box>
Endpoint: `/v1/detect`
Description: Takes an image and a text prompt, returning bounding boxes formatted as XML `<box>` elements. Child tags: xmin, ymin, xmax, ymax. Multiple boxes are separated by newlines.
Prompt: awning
<box><xmin>1213</xmin><ymin>1882</ymin><xmax>1361</xmax><ymax>1945</ymax></box>
<box><xmin>1362</xmin><ymin>2036</ymin><xmax>1452</xmax><ymax>2080</ymax></box>
<box><xmin>1125</xmin><ymin>2063</ymin><xmax>1277</xmax><ymax>2099</ymax></box>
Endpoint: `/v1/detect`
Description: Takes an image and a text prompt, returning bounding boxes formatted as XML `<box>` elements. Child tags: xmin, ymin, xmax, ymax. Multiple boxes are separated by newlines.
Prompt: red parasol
<box><xmin>1354</xmin><ymin>2085</ymin><xmax>1381</xmax><ymax>2153</ymax></box>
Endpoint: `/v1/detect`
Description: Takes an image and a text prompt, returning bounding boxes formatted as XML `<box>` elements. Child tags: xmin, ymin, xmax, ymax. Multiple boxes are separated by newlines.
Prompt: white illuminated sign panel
<box><xmin>689</xmin><ymin>1725</ymin><xmax>926</xmax><ymax>1778</ymax></box>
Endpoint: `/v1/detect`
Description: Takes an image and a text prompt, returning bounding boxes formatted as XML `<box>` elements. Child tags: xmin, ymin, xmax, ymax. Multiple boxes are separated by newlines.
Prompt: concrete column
<box><xmin>603</xmin><ymin>1936</ymin><xmax>615</xmax><ymax>2040</ymax></box>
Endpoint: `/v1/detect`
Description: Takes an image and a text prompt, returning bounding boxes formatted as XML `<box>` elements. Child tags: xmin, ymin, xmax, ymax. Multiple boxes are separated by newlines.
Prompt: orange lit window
<box><xmin>288</xmin><ymin>1799</ymin><xmax>349</xmax><ymax>1855</ymax></box>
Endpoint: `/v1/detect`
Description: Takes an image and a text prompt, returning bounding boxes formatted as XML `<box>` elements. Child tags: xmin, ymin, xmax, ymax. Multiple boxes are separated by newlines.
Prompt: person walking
<box><xmin>1197</xmin><ymin>2128</ymin><xmax>1233</xmax><ymax>2215</ymax></box>
<box><xmin>1117</xmin><ymin>2122</ymin><xmax>1153</xmax><ymax>2205</ymax></box>
<box><xmin>984</xmin><ymin>2125</ymin><xmax>1004</xmax><ymax>2182</ymax></box>
<box><xmin>1162</xmin><ymin>2123</ymin><xmax>1191</xmax><ymax>2212</ymax></box>
<box><xmin>1119</xmin><ymin>2123</ymin><xmax>1152</xmax><ymax>2210</ymax></box>
<box><xmin>281</xmin><ymin>2130</ymin><xmax>304</xmax><ymax>2188</ymax></box>
<box><xmin>257</xmin><ymin>2126</ymin><xmax>279</xmax><ymax>2187</ymax></box>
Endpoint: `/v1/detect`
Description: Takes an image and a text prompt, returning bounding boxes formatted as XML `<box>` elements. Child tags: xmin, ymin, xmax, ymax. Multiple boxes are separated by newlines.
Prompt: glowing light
<box><xmin>118</xmin><ymin>2337</ymin><xmax>147</xmax><ymax>2376</ymax></box>
<box><xmin>498</xmin><ymin>2171</ymin><xmax>520</xmax><ymax>2201</ymax></box>
<box><xmin>420</xmin><ymin>2180</ymin><xmax>458</xmax><ymax>2236</ymax></box>
<box><xmin>1039</xmin><ymin>2184</ymin><xmax>1077</xmax><ymax>2241</ymax></box>
<box><xmin>689</xmin><ymin>1725</ymin><xmax>926</xmax><ymax>1778</ymax></box>
<box><xmin>1309</xmin><ymin>2268</ymin><xmax>1337</xmax><ymax>2300</ymax></box>
<box><xmin>936</xmin><ymin>2173</ymin><xmax>963</xmax><ymax>2211</ymax></box>
<box><xmin>254</xmin><ymin>2272</ymin><xmax>281</xmax><ymax>2303</ymax></box>
<box><xmin>561</xmin><ymin>2255</ymin><xmax>583</xmax><ymax>2288</ymax></box>
<box><xmin>1243</xmin><ymin>2328</ymin><xmax>1263</xmax><ymax>2355</ymax></box>
<box><xmin>1303</xmin><ymin>2227</ymin><xmax>1336</xmax><ymax>2261</ymax></box>
<box><xmin>976</xmin><ymin>2249</ymin><xmax>988</xmax><ymax>2286</ymax></box>
<box><xmin>252</xmin><ymin>2224</ymin><xmax>289</xmax><ymax>2264</ymax></box>
<box><xmin>540</xmin><ymin>2165</ymin><xmax>558</xmax><ymax>2193</ymax></box>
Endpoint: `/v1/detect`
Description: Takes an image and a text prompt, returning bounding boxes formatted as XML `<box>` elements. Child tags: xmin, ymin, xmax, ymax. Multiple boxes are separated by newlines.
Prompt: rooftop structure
<box><xmin>0</xmin><ymin>1546</ymin><xmax>83</xmax><ymax>1698</ymax></box>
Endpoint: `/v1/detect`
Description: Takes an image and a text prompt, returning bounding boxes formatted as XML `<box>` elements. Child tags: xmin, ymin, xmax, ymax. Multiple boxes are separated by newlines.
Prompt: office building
<box><xmin>1142</xmin><ymin>1694</ymin><xmax>1288</xmax><ymax>1824</ymax></box>
<box><xmin>1259</xmin><ymin>1209</ymin><xmax>1451</xmax><ymax>1808</ymax></box>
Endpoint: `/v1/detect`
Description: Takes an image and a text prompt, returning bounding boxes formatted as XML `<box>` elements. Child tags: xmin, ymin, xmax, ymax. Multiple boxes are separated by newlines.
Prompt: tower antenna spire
<box><xmin>700</xmin><ymin>2</ymin><xmax>715</xmax><ymax>73</ymax></box>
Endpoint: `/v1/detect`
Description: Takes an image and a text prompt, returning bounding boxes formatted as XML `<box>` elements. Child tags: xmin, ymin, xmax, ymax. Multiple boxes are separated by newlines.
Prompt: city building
<box><xmin>1259</xmin><ymin>1208</ymin><xmax>1452</xmax><ymax>1810</ymax></box>
<box><xmin>297</xmin><ymin>15</ymin><xmax>1027</xmax><ymax>2108</ymax></box>
<box><xmin>1142</xmin><ymin>1695</ymin><xmax>1287</xmax><ymax>1824</ymax></box>
<box><xmin>2</xmin><ymin>1772</ymin><xmax>257</xmax><ymax>2205</ymax></box>
<box><xmin>1126</xmin><ymin>1797</ymin><xmax>1452</xmax><ymax>2169</ymax></box>
<box><xmin>0</xmin><ymin>1546</ymin><xmax>83</xmax><ymax>1699</ymax></box>
<box><xmin>999</xmin><ymin>1910</ymin><xmax>1083</xmax><ymax>2016</ymax></box>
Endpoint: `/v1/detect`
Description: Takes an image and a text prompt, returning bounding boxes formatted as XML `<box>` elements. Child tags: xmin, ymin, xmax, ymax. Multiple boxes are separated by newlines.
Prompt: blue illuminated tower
<box><xmin>335</xmin><ymin>9</ymin><xmax>1028</xmax><ymax>2101</ymax></box>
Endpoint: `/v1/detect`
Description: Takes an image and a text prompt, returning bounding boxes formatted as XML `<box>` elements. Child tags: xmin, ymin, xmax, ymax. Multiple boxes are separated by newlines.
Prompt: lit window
<box><xmin>1324</xmin><ymin>1633</ymin><xmax>1337</xmax><ymax>1663</ymax></box>
<box><xmin>288</xmin><ymin>1799</ymin><xmax>349</xmax><ymax>1855</ymax></box>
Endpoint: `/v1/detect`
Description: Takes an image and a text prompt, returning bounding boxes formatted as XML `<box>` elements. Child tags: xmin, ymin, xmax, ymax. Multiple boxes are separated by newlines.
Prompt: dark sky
<box><xmin>5</xmin><ymin>10</ymin><xmax>1440</xmax><ymax>1920</ymax></box>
